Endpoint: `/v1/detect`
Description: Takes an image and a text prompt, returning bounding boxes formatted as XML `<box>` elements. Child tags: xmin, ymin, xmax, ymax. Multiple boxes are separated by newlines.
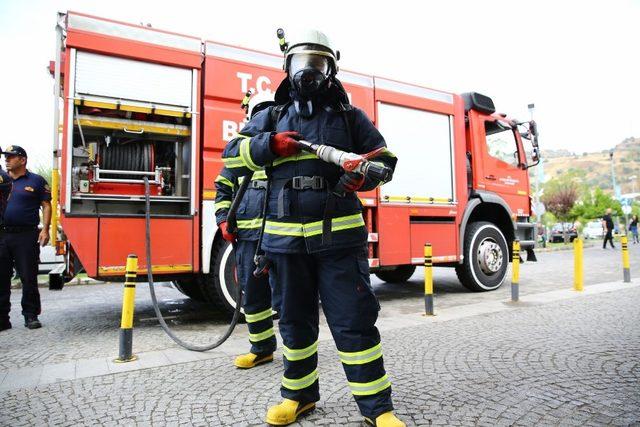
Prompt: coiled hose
<box><xmin>144</xmin><ymin>177</ymin><xmax>242</xmax><ymax>351</ymax></box>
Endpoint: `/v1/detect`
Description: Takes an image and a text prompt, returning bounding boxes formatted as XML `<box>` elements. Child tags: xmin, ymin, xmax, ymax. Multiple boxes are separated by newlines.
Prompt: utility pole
<box><xmin>610</xmin><ymin>149</ymin><xmax>619</xmax><ymax>199</ymax></box>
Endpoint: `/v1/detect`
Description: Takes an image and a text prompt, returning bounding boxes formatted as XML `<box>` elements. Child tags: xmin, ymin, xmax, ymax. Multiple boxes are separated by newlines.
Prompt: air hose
<box><xmin>144</xmin><ymin>177</ymin><xmax>242</xmax><ymax>351</ymax></box>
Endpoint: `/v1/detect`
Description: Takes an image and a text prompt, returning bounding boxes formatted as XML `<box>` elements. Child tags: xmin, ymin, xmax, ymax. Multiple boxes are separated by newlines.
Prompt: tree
<box><xmin>571</xmin><ymin>187</ymin><xmax>622</xmax><ymax>221</ymax></box>
<box><xmin>541</xmin><ymin>181</ymin><xmax>579</xmax><ymax>242</ymax></box>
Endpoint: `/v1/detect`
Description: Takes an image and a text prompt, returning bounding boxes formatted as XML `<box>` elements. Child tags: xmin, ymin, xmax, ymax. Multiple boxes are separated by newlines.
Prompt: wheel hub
<box><xmin>477</xmin><ymin>238</ymin><xmax>503</xmax><ymax>274</ymax></box>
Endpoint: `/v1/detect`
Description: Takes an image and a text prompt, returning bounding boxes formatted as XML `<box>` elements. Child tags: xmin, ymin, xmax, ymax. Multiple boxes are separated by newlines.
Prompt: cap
<box><xmin>1</xmin><ymin>145</ymin><xmax>27</xmax><ymax>157</ymax></box>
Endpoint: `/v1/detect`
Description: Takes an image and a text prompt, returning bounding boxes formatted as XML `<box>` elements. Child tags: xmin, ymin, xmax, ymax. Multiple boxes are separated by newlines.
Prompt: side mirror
<box><xmin>529</xmin><ymin>120</ymin><xmax>539</xmax><ymax>147</ymax></box>
<box><xmin>531</xmin><ymin>147</ymin><xmax>540</xmax><ymax>163</ymax></box>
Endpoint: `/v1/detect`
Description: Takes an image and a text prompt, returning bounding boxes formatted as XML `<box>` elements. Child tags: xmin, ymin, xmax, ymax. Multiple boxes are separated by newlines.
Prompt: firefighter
<box><xmin>221</xmin><ymin>29</ymin><xmax>403</xmax><ymax>427</ymax></box>
<box><xmin>215</xmin><ymin>91</ymin><xmax>279</xmax><ymax>369</ymax></box>
<box><xmin>0</xmin><ymin>146</ymin><xmax>51</xmax><ymax>330</ymax></box>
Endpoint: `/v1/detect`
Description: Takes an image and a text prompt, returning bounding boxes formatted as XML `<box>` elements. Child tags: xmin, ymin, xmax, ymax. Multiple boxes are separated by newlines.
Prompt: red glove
<box><xmin>270</xmin><ymin>131</ymin><xmax>302</xmax><ymax>157</ymax></box>
<box><xmin>219</xmin><ymin>221</ymin><xmax>236</xmax><ymax>243</ymax></box>
<box><xmin>339</xmin><ymin>172</ymin><xmax>365</xmax><ymax>193</ymax></box>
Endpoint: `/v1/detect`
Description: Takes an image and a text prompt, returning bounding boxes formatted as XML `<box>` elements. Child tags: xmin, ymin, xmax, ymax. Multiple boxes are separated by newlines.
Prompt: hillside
<box><xmin>539</xmin><ymin>137</ymin><xmax>640</xmax><ymax>194</ymax></box>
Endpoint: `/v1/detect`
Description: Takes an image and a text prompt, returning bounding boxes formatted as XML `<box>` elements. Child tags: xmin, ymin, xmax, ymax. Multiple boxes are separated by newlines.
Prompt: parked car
<box><xmin>550</xmin><ymin>222</ymin><xmax>578</xmax><ymax>243</ymax></box>
<box><xmin>39</xmin><ymin>244</ymin><xmax>65</xmax><ymax>274</ymax></box>
<box><xmin>583</xmin><ymin>220</ymin><xmax>604</xmax><ymax>240</ymax></box>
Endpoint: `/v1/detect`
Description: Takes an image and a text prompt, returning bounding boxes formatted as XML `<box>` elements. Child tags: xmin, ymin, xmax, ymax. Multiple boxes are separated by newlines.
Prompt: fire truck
<box><xmin>49</xmin><ymin>11</ymin><xmax>539</xmax><ymax>312</ymax></box>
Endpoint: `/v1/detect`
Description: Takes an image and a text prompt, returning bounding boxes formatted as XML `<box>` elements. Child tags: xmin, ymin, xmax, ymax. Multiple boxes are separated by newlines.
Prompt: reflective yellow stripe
<box><xmin>223</xmin><ymin>156</ymin><xmax>244</xmax><ymax>168</ymax></box>
<box><xmin>272</xmin><ymin>152</ymin><xmax>318</xmax><ymax>166</ymax></box>
<box><xmin>240</xmin><ymin>137</ymin><xmax>261</xmax><ymax>171</ymax></box>
<box><xmin>264</xmin><ymin>221</ymin><xmax>305</xmax><ymax>237</ymax></box>
<box><xmin>237</xmin><ymin>218</ymin><xmax>263</xmax><ymax>229</ymax></box>
<box><xmin>244</xmin><ymin>308</ymin><xmax>273</xmax><ymax>323</ymax></box>
<box><xmin>338</xmin><ymin>343</ymin><xmax>383</xmax><ymax>365</ymax></box>
<box><xmin>214</xmin><ymin>201</ymin><xmax>231</xmax><ymax>213</ymax></box>
<box><xmin>264</xmin><ymin>214</ymin><xmax>365</xmax><ymax>238</ymax></box>
<box><xmin>215</xmin><ymin>175</ymin><xmax>235</xmax><ymax>189</ymax></box>
<box><xmin>249</xmin><ymin>327</ymin><xmax>275</xmax><ymax>342</ymax></box>
<box><xmin>252</xmin><ymin>170</ymin><xmax>267</xmax><ymax>180</ymax></box>
<box><xmin>283</xmin><ymin>340</ymin><xmax>318</xmax><ymax>362</ymax></box>
<box><xmin>282</xmin><ymin>369</ymin><xmax>318</xmax><ymax>391</ymax></box>
<box><xmin>348</xmin><ymin>374</ymin><xmax>391</xmax><ymax>396</ymax></box>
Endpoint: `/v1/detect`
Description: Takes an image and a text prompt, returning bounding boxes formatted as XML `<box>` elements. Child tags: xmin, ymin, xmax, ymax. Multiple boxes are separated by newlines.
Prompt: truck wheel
<box><xmin>172</xmin><ymin>277</ymin><xmax>206</xmax><ymax>301</ymax></box>
<box><xmin>455</xmin><ymin>221</ymin><xmax>508</xmax><ymax>292</ymax></box>
<box><xmin>374</xmin><ymin>265</ymin><xmax>416</xmax><ymax>283</ymax></box>
<box><xmin>200</xmin><ymin>238</ymin><xmax>241</xmax><ymax>315</ymax></box>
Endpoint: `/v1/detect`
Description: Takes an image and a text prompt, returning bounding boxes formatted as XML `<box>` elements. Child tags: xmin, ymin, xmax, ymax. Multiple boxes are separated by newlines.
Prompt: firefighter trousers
<box><xmin>267</xmin><ymin>245</ymin><xmax>394</xmax><ymax>419</ymax></box>
<box><xmin>235</xmin><ymin>240</ymin><xmax>277</xmax><ymax>356</ymax></box>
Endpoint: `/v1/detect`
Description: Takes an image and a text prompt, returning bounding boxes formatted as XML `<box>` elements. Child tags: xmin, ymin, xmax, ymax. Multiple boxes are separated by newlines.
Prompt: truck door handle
<box><xmin>485</xmin><ymin>174</ymin><xmax>496</xmax><ymax>180</ymax></box>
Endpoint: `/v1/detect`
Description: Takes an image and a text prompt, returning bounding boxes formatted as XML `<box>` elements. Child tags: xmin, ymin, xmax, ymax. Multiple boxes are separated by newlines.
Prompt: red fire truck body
<box><xmin>51</xmin><ymin>12</ymin><xmax>538</xmax><ymax>310</ymax></box>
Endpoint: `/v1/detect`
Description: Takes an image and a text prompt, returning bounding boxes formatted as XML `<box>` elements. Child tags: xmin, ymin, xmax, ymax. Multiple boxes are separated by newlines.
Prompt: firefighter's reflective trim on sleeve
<box><xmin>249</xmin><ymin>327</ymin><xmax>275</xmax><ymax>343</ymax></box>
<box><xmin>283</xmin><ymin>340</ymin><xmax>318</xmax><ymax>362</ymax></box>
<box><xmin>282</xmin><ymin>369</ymin><xmax>319</xmax><ymax>391</ymax></box>
<box><xmin>264</xmin><ymin>214</ymin><xmax>365</xmax><ymax>238</ymax></box>
<box><xmin>215</xmin><ymin>175</ymin><xmax>235</xmax><ymax>189</ymax></box>
<box><xmin>348</xmin><ymin>374</ymin><xmax>391</xmax><ymax>396</ymax></box>
<box><xmin>222</xmin><ymin>156</ymin><xmax>245</xmax><ymax>169</ymax></box>
<box><xmin>272</xmin><ymin>152</ymin><xmax>318</xmax><ymax>167</ymax></box>
<box><xmin>240</xmin><ymin>137</ymin><xmax>261</xmax><ymax>172</ymax></box>
<box><xmin>338</xmin><ymin>343</ymin><xmax>383</xmax><ymax>365</ymax></box>
<box><xmin>236</xmin><ymin>218</ymin><xmax>263</xmax><ymax>229</ymax></box>
<box><xmin>244</xmin><ymin>307</ymin><xmax>273</xmax><ymax>323</ymax></box>
<box><xmin>214</xmin><ymin>200</ymin><xmax>231</xmax><ymax>213</ymax></box>
<box><xmin>376</xmin><ymin>147</ymin><xmax>397</xmax><ymax>158</ymax></box>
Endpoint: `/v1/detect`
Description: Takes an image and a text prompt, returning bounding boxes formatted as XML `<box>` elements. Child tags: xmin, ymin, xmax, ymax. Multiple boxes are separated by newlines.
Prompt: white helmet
<box><xmin>247</xmin><ymin>91</ymin><xmax>275</xmax><ymax>119</ymax></box>
<box><xmin>283</xmin><ymin>29</ymin><xmax>339</xmax><ymax>75</ymax></box>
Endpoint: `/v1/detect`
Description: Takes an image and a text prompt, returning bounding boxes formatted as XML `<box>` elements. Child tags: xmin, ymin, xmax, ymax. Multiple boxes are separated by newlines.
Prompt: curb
<box><xmin>536</xmin><ymin>243</ymin><xmax>595</xmax><ymax>253</ymax></box>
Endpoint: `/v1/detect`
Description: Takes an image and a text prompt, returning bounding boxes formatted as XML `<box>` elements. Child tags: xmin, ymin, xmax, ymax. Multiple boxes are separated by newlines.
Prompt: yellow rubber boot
<box><xmin>364</xmin><ymin>411</ymin><xmax>406</xmax><ymax>427</ymax></box>
<box><xmin>265</xmin><ymin>399</ymin><xmax>316</xmax><ymax>425</ymax></box>
<box><xmin>234</xmin><ymin>353</ymin><xmax>273</xmax><ymax>369</ymax></box>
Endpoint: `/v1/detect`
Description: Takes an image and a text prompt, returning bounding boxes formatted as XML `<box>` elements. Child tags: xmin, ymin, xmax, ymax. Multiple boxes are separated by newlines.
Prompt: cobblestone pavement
<box><xmin>0</xmin><ymin>283</ymin><xmax>638</xmax><ymax>426</ymax></box>
<box><xmin>0</xmin><ymin>243</ymin><xmax>638</xmax><ymax>371</ymax></box>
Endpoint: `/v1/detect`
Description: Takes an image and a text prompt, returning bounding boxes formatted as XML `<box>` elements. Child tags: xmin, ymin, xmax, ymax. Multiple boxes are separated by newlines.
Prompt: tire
<box><xmin>455</xmin><ymin>221</ymin><xmax>508</xmax><ymax>292</ymax></box>
<box><xmin>374</xmin><ymin>265</ymin><xmax>416</xmax><ymax>283</ymax></box>
<box><xmin>199</xmin><ymin>238</ymin><xmax>241</xmax><ymax>315</ymax></box>
<box><xmin>172</xmin><ymin>276</ymin><xmax>206</xmax><ymax>301</ymax></box>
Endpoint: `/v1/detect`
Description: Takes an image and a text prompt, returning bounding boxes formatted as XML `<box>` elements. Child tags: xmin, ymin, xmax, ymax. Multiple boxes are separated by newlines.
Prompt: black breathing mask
<box><xmin>289</xmin><ymin>53</ymin><xmax>331</xmax><ymax>99</ymax></box>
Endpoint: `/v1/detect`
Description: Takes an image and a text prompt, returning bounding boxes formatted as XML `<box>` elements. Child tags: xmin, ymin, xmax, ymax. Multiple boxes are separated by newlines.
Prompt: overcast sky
<box><xmin>0</xmin><ymin>0</ymin><xmax>638</xmax><ymax>168</ymax></box>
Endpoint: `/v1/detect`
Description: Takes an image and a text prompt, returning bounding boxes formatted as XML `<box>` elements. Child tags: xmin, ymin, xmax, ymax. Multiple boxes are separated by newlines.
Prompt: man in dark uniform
<box><xmin>0</xmin><ymin>145</ymin><xmax>52</xmax><ymax>330</ymax></box>
<box><xmin>0</xmin><ymin>163</ymin><xmax>12</xmax><ymax>331</ymax></box>
<box><xmin>221</xmin><ymin>30</ymin><xmax>403</xmax><ymax>427</ymax></box>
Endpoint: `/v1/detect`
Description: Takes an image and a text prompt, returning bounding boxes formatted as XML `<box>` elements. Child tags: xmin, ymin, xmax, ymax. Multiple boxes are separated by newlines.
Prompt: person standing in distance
<box><xmin>0</xmin><ymin>146</ymin><xmax>52</xmax><ymax>329</ymax></box>
<box><xmin>602</xmin><ymin>208</ymin><xmax>615</xmax><ymax>249</ymax></box>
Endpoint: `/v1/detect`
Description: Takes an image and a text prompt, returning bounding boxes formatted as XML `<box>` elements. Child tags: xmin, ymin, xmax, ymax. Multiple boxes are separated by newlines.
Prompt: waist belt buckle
<box><xmin>312</xmin><ymin>176</ymin><xmax>324</xmax><ymax>190</ymax></box>
<box><xmin>292</xmin><ymin>176</ymin><xmax>304</xmax><ymax>190</ymax></box>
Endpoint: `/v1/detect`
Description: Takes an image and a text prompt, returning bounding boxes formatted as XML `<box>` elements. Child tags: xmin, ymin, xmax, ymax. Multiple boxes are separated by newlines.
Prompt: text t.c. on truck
<box><xmin>49</xmin><ymin>11</ymin><xmax>539</xmax><ymax>312</ymax></box>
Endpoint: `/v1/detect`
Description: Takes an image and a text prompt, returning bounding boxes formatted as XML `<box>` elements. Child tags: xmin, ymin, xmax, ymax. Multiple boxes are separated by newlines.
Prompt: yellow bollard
<box><xmin>573</xmin><ymin>238</ymin><xmax>584</xmax><ymax>291</ymax></box>
<box><xmin>511</xmin><ymin>240</ymin><xmax>520</xmax><ymax>302</ymax></box>
<box><xmin>424</xmin><ymin>243</ymin><xmax>434</xmax><ymax>316</ymax></box>
<box><xmin>115</xmin><ymin>254</ymin><xmax>138</xmax><ymax>363</ymax></box>
<box><xmin>621</xmin><ymin>236</ymin><xmax>631</xmax><ymax>283</ymax></box>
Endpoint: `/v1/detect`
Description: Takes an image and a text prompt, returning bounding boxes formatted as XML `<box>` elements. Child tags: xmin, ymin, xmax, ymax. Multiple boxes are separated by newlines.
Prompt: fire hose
<box><xmin>144</xmin><ymin>177</ymin><xmax>243</xmax><ymax>351</ymax></box>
